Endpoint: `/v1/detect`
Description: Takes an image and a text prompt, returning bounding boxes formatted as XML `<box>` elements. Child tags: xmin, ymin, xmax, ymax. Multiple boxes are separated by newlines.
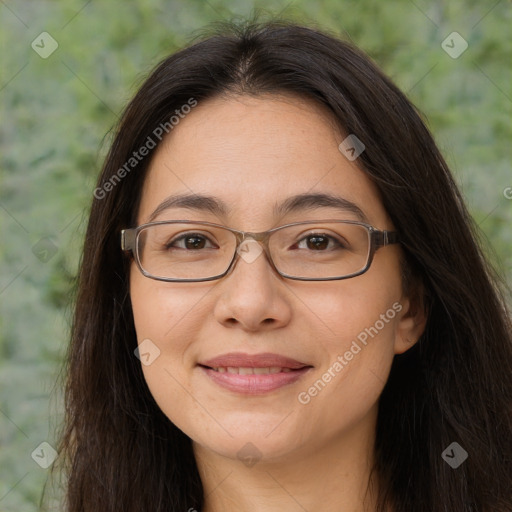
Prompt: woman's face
<box><xmin>130</xmin><ymin>94</ymin><xmax>421</xmax><ymax>464</ymax></box>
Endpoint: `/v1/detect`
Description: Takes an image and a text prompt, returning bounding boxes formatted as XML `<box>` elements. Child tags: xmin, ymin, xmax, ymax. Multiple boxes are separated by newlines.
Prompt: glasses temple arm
<box><xmin>373</xmin><ymin>230</ymin><xmax>399</xmax><ymax>248</ymax></box>
<box><xmin>121</xmin><ymin>229</ymin><xmax>136</xmax><ymax>251</ymax></box>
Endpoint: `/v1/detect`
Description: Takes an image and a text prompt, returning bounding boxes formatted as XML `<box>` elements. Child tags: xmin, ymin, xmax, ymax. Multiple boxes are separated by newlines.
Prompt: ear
<box><xmin>394</xmin><ymin>283</ymin><xmax>428</xmax><ymax>355</ymax></box>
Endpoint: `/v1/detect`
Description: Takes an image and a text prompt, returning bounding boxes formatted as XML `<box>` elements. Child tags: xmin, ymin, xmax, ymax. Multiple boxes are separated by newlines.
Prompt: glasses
<box><xmin>121</xmin><ymin>219</ymin><xmax>399</xmax><ymax>282</ymax></box>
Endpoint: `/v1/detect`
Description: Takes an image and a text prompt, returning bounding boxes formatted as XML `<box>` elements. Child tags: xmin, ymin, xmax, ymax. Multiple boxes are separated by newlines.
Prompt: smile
<box><xmin>199</xmin><ymin>364</ymin><xmax>312</xmax><ymax>394</ymax></box>
<box><xmin>198</xmin><ymin>352</ymin><xmax>313</xmax><ymax>394</ymax></box>
<box><xmin>210</xmin><ymin>366</ymin><xmax>294</xmax><ymax>374</ymax></box>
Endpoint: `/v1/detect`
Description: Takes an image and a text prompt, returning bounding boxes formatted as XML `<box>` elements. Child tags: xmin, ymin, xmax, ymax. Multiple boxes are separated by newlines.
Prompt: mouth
<box><xmin>197</xmin><ymin>352</ymin><xmax>313</xmax><ymax>395</ymax></box>
<box><xmin>202</xmin><ymin>366</ymin><xmax>297</xmax><ymax>374</ymax></box>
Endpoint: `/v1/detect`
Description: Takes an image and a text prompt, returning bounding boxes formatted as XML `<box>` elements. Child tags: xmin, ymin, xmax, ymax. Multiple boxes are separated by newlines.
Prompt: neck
<box><xmin>193</xmin><ymin>408</ymin><xmax>381</xmax><ymax>512</ymax></box>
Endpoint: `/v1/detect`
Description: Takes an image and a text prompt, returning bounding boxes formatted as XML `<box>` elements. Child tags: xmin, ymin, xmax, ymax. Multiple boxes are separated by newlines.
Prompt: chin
<box><xmin>189</xmin><ymin>415</ymin><xmax>309</xmax><ymax>462</ymax></box>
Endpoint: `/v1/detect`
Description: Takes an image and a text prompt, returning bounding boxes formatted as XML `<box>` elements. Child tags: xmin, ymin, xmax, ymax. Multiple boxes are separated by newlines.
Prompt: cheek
<box><xmin>129</xmin><ymin>267</ymin><xmax>214</xmax><ymax>432</ymax></box>
<box><xmin>295</xmin><ymin>296</ymin><xmax>401</xmax><ymax>444</ymax></box>
<box><xmin>293</xmin><ymin>262</ymin><xmax>403</xmax><ymax>416</ymax></box>
<box><xmin>129</xmin><ymin>263</ymin><xmax>208</xmax><ymax>345</ymax></box>
<box><xmin>297</xmin><ymin>261</ymin><xmax>402</xmax><ymax>354</ymax></box>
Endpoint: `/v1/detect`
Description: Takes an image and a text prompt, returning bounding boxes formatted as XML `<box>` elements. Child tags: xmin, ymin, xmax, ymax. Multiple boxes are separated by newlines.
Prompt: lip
<box><xmin>200</xmin><ymin>352</ymin><xmax>310</xmax><ymax>369</ymax></box>
<box><xmin>198</xmin><ymin>352</ymin><xmax>313</xmax><ymax>395</ymax></box>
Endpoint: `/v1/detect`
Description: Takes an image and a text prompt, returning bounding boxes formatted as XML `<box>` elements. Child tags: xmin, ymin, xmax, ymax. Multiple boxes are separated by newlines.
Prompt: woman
<box><xmin>56</xmin><ymin>19</ymin><xmax>512</xmax><ymax>511</ymax></box>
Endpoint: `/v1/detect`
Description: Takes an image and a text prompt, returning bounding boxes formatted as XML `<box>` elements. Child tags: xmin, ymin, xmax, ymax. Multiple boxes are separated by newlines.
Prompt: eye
<box><xmin>166</xmin><ymin>232</ymin><xmax>218</xmax><ymax>250</ymax></box>
<box><xmin>295</xmin><ymin>233</ymin><xmax>345</xmax><ymax>251</ymax></box>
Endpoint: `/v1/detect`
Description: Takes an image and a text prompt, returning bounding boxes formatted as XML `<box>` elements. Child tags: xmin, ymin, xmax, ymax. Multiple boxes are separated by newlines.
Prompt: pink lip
<box><xmin>198</xmin><ymin>352</ymin><xmax>313</xmax><ymax>395</ymax></box>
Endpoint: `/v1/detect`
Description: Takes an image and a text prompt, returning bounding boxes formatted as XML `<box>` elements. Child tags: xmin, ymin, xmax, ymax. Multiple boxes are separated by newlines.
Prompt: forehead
<box><xmin>136</xmin><ymin>94</ymin><xmax>390</xmax><ymax>229</ymax></box>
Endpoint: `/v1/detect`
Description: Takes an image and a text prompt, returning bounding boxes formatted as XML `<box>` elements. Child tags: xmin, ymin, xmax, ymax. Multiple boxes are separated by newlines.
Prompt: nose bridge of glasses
<box><xmin>229</xmin><ymin>228</ymin><xmax>269</xmax><ymax>252</ymax></box>
<box><xmin>230</xmin><ymin>229</ymin><xmax>275</xmax><ymax>270</ymax></box>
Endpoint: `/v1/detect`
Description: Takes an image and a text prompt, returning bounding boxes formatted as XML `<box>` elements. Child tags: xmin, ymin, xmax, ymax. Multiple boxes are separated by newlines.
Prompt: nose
<box><xmin>212</xmin><ymin>239</ymin><xmax>292</xmax><ymax>331</ymax></box>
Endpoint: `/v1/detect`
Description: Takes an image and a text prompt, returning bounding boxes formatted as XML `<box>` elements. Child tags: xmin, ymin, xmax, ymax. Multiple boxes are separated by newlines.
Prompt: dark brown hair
<box><xmin>54</xmin><ymin>19</ymin><xmax>512</xmax><ymax>511</ymax></box>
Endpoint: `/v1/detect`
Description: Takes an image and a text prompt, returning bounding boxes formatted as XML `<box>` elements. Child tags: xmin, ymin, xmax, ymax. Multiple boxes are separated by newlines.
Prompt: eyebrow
<box><xmin>147</xmin><ymin>192</ymin><xmax>369</xmax><ymax>223</ymax></box>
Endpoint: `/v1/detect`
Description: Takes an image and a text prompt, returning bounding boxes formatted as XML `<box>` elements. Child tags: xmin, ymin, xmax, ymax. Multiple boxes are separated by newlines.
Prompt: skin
<box><xmin>129</xmin><ymin>94</ymin><xmax>426</xmax><ymax>512</ymax></box>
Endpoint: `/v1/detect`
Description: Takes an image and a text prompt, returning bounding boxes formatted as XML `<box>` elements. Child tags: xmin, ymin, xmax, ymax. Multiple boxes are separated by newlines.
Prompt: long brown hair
<box><xmin>54</xmin><ymin>19</ymin><xmax>512</xmax><ymax>511</ymax></box>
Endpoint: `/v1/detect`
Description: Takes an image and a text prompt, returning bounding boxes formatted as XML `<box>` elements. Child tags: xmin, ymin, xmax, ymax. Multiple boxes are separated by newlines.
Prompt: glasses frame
<box><xmin>121</xmin><ymin>219</ymin><xmax>399</xmax><ymax>282</ymax></box>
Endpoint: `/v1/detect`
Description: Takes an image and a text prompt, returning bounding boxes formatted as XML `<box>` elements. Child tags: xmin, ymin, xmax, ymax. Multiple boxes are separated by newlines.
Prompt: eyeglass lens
<box><xmin>136</xmin><ymin>222</ymin><xmax>372</xmax><ymax>280</ymax></box>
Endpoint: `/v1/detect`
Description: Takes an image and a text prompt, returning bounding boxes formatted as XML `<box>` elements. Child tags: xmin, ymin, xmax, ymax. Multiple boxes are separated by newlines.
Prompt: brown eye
<box><xmin>295</xmin><ymin>234</ymin><xmax>344</xmax><ymax>251</ymax></box>
<box><xmin>305</xmin><ymin>235</ymin><xmax>329</xmax><ymax>250</ymax></box>
<box><xmin>167</xmin><ymin>233</ymin><xmax>216</xmax><ymax>250</ymax></box>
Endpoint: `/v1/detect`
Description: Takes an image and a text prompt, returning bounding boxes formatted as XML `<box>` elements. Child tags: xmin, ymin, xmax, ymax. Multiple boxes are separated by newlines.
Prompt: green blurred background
<box><xmin>1</xmin><ymin>1</ymin><xmax>511</xmax><ymax>509</ymax></box>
